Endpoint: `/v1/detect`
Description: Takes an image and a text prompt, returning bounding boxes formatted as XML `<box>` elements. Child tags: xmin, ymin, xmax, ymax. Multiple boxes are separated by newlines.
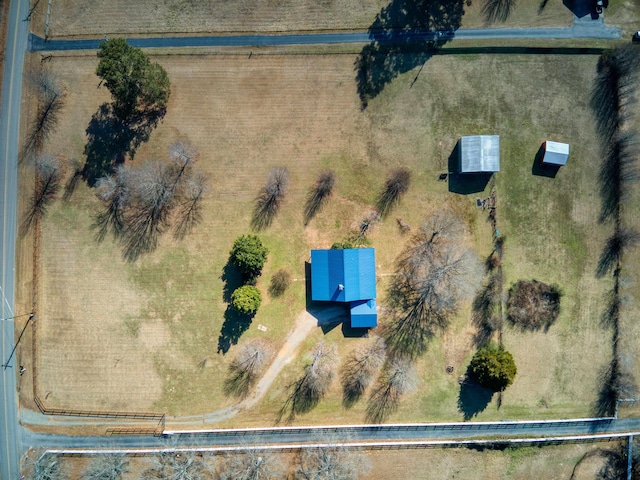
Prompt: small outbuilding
<box><xmin>541</xmin><ymin>141</ymin><xmax>569</xmax><ymax>166</ymax></box>
<box><xmin>459</xmin><ymin>135</ymin><xmax>500</xmax><ymax>173</ymax></box>
<box><xmin>310</xmin><ymin>248</ymin><xmax>377</xmax><ymax>328</ymax></box>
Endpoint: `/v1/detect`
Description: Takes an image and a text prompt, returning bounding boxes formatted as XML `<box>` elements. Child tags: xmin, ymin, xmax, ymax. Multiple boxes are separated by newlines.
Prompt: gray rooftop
<box><xmin>459</xmin><ymin>135</ymin><xmax>500</xmax><ymax>173</ymax></box>
<box><xmin>542</xmin><ymin>141</ymin><xmax>569</xmax><ymax>166</ymax></box>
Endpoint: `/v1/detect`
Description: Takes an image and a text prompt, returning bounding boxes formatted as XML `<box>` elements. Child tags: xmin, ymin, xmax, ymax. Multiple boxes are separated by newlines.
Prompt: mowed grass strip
<box><xmin>42</xmin><ymin>0</ymin><xmax>573</xmax><ymax>38</ymax></box>
<box><xmin>29</xmin><ymin>50</ymin><xmax>620</xmax><ymax>422</ymax></box>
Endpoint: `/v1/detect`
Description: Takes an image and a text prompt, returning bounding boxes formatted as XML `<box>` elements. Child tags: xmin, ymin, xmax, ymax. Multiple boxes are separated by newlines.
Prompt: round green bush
<box><xmin>231</xmin><ymin>285</ymin><xmax>262</xmax><ymax>315</ymax></box>
<box><xmin>470</xmin><ymin>345</ymin><xmax>517</xmax><ymax>392</ymax></box>
<box><xmin>230</xmin><ymin>235</ymin><xmax>268</xmax><ymax>280</ymax></box>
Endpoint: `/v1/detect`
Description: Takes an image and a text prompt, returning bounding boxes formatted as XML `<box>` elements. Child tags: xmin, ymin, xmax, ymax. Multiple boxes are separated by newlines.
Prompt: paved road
<box><xmin>0</xmin><ymin>0</ymin><xmax>29</xmax><ymax>477</ymax></box>
<box><xmin>28</xmin><ymin>21</ymin><xmax>621</xmax><ymax>52</ymax></box>
<box><xmin>20</xmin><ymin>418</ymin><xmax>640</xmax><ymax>450</ymax></box>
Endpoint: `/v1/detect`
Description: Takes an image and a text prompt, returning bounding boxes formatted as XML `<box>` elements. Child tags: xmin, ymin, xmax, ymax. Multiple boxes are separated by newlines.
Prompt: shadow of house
<box><xmin>448</xmin><ymin>136</ymin><xmax>498</xmax><ymax>194</ymax></box>
<box><xmin>458</xmin><ymin>367</ymin><xmax>494</xmax><ymax>420</ymax></box>
<box><xmin>356</xmin><ymin>0</ymin><xmax>465</xmax><ymax>108</ymax></box>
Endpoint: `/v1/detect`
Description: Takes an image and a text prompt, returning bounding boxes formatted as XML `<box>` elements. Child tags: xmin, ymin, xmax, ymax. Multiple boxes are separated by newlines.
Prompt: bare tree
<box><xmin>295</xmin><ymin>433</ymin><xmax>371</xmax><ymax>480</ymax></box>
<box><xmin>341</xmin><ymin>337</ymin><xmax>387</xmax><ymax>407</ymax></box>
<box><xmin>472</xmin><ymin>271</ymin><xmax>503</xmax><ymax>346</ymax></box>
<box><xmin>278</xmin><ymin>342</ymin><xmax>338</xmax><ymax>422</ymax></box>
<box><xmin>25</xmin><ymin>452</ymin><xmax>67</xmax><ymax>480</ymax></box>
<box><xmin>173</xmin><ymin>169</ymin><xmax>206</xmax><ymax>239</ymax></box>
<box><xmin>62</xmin><ymin>159</ymin><xmax>83</xmax><ymax>201</ymax></box>
<box><xmin>384</xmin><ymin>212</ymin><xmax>482</xmax><ymax>358</ymax></box>
<box><xmin>376</xmin><ymin>168</ymin><xmax>411</xmax><ymax>218</ymax></box>
<box><xmin>397</xmin><ymin>212</ymin><xmax>465</xmax><ymax>274</ymax></box>
<box><xmin>304</xmin><ymin>170</ymin><xmax>336</xmax><ymax>225</ymax></box>
<box><xmin>251</xmin><ymin>166</ymin><xmax>289</xmax><ymax>230</ymax></box>
<box><xmin>84</xmin><ymin>453</ymin><xmax>129</xmax><ymax>480</ymax></box>
<box><xmin>268</xmin><ymin>268</ymin><xmax>292</xmax><ymax>297</ymax></box>
<box><xmin>121</xmin><ymin>160</ymin><xmax>176</xmax><ymax>261</ymax></box>
<box><xmin>365</xmin><ymin>356</ymin><xmax>417</xmax><ymax>423</ymax></box>
<box><xmin>92</xmin><ymin>142</ymin><xmax>208</xmax><ymax>259</ymax></box>
<box><xmin>22</xmin><ymin>68</ymin><xmax>65</xmax><ymax>161</ymax></box>
<box><xmin>167</xmin><ymin>140</ymin><xmax>199</xmax><ymax>196</ymax></box>
<box><xmin>224</xmin><ymin>338</ymin><xmax>274</xmax><ymax>398</ymax></box>
<box><xmin>351</xmin><ymin>209</ymin><xmax>381</xmax><ymax>239</ymax></box>
<box><xmin>142</xmin><ymin>451</ymin><xmax>213</xmax><ymax>480</ymax></box>
<box><xmin>169</xmin><ymin>140</ymin><xmax>198</xmax><ymax>168</ymax></box>
<box><xmin>22</xmin><ymin>154</ymin><xmax>63</xmax><ymax>235</ymax></box>
<box><xmin>93</xmin><ymin>165</ymin><xmax>133</xmax><ymax>242</ymax></box>
<box><xmin>218</xmin><ymin>445</ymin><xmax>283</xmax><ymax>480</ymax></box>
<box><xmin>481</xmin><ymin>0</ymin><xmax>516</xmax><ymax>23</ymax></box>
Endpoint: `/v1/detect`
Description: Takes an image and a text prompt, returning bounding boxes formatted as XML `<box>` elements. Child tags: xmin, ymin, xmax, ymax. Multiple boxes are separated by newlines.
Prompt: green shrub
<box><xmin>331</xmin><ymin>241</ymin><xmax>354</xmax><ymax>250</ymax></box>
<box><xmin>230</xmin><ymin>235</ymin><xmax>268</xmax><ymax>280</ymax></box>
<box><xmin>269</xmin><ymin>269</ymin><xmax>291</xmax><ymax>297</ymax></box>
<box><xmin>231</xmin><ymin>286</ymin><xmax>262</xmax><ymax>315</ymax></box>
<box><xmin>470</xmin><ymin>344</ymin><xmax>517</xmax><ymax>392</ymax></box>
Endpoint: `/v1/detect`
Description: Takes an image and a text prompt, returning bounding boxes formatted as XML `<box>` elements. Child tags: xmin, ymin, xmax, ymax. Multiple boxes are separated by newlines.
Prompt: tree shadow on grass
<box><xmin>458</xmin><ymin>367</ymin><xmax>494</xmax><ymax>420</ymax></box>
<box><xmin>217</xmin><ymin>306</ymin><xmax>253</xmax><ymax>354</ymax></box>
<box><xmin>223</xmin><ymin>365</ymin><xmax>254</xmax><ymax>399</ymax></box>
<box><xmin>596</xmin><ymin>227</ymin><xmax>639</xmax><ymax>279</ymax></box>
<box><xmin>355</xmin><ymin>0</ymin><xmax>464</xmax><ymax>108</ymax></box>
<box><xmin>471</xmin><ymin>272</ymin><xmax>502</xmax><ymax>348</ymax></box>
<box><xmin>82</xmin><ymin>103</ymin><xmax>165</xmax><ymax>186</ymax></box>
<box><xmin>221</xmin><ymin>260</ymin><xmax>245</xmax><ymax>304</ymax></box>
<box><xmin>592</xmin><ymin>357</ymin><xmax>638</xmax><ymax>418</ymax></box>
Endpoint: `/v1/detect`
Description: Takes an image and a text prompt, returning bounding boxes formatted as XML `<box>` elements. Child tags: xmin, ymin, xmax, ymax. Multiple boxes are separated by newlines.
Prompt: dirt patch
<box><xmin>21</xmin><ymin>50</ymin><xmax>622</xmax><ymax>422</ymax></box>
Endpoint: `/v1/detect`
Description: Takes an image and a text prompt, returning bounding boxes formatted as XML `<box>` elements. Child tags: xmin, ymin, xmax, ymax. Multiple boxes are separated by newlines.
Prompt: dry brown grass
<box><xmin>17</xmin><ymin>46</ymin><xmax>632</xmax><ymax>424</ymax></box>
<box><xmin>35</xmin><ymin>0</ymin><xmax>575</xmax><ymax>38</ymax></box>
<box><xmin>21</xmin><ymin>442</ymin><xmax>616</xmax><ymax>480</ymax></box>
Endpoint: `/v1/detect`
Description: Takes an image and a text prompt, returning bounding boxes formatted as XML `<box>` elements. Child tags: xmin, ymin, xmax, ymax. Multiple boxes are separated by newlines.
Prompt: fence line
<box><xmin>33</xmin><ymin>395</ymin><xmax>163</xmax><ymax>420</ymax></box>
<box><xmin>164</xmin><ymin>417</ymin><xmax>617</xmax><ymax>436</ymax></box>
<box><xmin>43</xmin><ymin>432</ymin><xmax>637</xmax><ymax>457</ymax></box>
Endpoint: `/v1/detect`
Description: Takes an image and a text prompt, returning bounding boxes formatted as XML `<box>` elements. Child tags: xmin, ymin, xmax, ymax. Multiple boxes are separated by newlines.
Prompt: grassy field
<box><xmin>22</xmin><ymin>441</ymin><xmax>621</xmax><ymax>479</ymax></box>
<box><xmin>19</xmin><ymin>40</ymin><xmax>635</xmax><ymax>426</ymax></box>
<box><xmin>31</xmin><ymin>0</ymin><xmax>575</xmax><ymax>38</ymax></box>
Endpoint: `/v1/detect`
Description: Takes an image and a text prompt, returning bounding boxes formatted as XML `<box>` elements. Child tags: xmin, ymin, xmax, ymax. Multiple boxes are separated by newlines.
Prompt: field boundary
<box><xmin>41</xmin><ymin>432</ymin><xmax>635</xmax><ymax>456</ymax></box>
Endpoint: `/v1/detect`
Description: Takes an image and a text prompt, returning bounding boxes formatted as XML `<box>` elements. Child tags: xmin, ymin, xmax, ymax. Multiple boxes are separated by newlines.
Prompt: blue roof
<box><xmin>350</xmin><ymin>299</ymin><xmax>378</xmax><ymax>328</ymax></box>
<box><xmin>311</xmin><ymin>248</ymin><xmax>376</xmax><ymax>302</ymax></box>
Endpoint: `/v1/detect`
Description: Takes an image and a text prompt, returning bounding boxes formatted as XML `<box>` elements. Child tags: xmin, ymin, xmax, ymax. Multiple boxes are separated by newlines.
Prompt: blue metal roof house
<box><xmin>310</xmin><ymin>248</ymin><xmax>377</xmax><ymax>328</ymax></box>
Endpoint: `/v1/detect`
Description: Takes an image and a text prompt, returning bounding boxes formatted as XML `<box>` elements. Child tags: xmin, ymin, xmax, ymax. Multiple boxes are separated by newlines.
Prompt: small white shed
<box><xmin>459</xmin><ymin>135</ymin><xmax>500</xmax><ymax>173</ymax></box>
<box><xmin>542</xmin><ymin>141</ymin><xmax>569</xmax><ymax>166</ymax></box>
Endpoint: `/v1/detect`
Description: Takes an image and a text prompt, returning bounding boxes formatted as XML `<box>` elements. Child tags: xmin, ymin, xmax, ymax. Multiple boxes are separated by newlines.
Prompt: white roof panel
<box><xmin>459</xmin><ymin>135</ymin><xmax>500</xmax><ymax>173</ymax></box>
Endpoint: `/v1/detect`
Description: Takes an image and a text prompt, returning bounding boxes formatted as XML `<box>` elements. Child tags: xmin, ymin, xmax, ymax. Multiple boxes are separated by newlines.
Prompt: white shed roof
<box><xmin>542</xmin><ymin>141</ymin><xmax>569</xmax><ymax>166</ymax></box>
<box><xmin>459</xmin><ymin>135</ymin><xmax>500</xmax><ymax>173</ymax></box>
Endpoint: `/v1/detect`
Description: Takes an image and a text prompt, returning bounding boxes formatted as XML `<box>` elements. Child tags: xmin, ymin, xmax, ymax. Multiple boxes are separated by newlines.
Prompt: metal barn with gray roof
<box><xmin>459</xmin><ymin>135</ymin><xmax>500</xmax><ymax>173</ymax></box>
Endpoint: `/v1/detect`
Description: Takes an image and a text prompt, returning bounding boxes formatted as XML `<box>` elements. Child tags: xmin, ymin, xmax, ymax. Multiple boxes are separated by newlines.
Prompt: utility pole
<box><xmin>2</xmin><ymin>313</ymin><xmax>34</xmax><ymax>370</ymax></box>
<box><xmin>25</xmin><ymin>0</ymin><xmax>42</xmax><ymax>21</ymax></box>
